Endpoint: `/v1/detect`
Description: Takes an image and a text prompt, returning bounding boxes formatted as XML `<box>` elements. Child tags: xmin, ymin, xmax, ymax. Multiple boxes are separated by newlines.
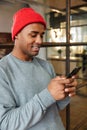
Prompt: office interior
<box><xmin>0</xmin><ymin>0</ymin><xmax>87</xmax><ymax>130</ymax></box>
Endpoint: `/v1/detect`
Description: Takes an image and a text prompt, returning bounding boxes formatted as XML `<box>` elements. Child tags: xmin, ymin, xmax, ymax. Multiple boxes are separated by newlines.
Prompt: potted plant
<box><xmin>57</xmin><ymin>49</ymin><xmax>62</xmax><ymax>58</ymax></box>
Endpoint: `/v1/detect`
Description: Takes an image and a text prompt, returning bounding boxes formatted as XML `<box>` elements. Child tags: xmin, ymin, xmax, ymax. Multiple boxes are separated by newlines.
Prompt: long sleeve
<box><xmin>0</xmin><ymin>73</ymin><xmax>55</xmax><ymax>130</ymax></box>
<box><xmin>56</xmin><ymin>96</ymin><xmax>70</xmax><ymax>110</ymax></box>
<box><xmin>0</xmin><ymin>55</ymin><xmax>66</xmax><ymax>130</ymax></box>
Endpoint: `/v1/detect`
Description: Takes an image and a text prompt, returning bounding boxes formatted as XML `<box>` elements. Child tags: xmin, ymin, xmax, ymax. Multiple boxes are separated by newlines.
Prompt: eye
<box><xmin>31</xmin><ymin>33</ymin><xmax>37</xmax><ymax>38</ymax></box>
<box><xmin>40</xmin><ymin>33</ymin><xmax>45</xmax><ymax>39</ymax></box>
<box><xmin>29</xmin><ymin>32</ymin><xmax>45</xmax><ymax>39</ymax></box>
<box><xmin>40</xmin><ymin>35</ymin><xmax>43</xmax><ymax>39</ymax></box>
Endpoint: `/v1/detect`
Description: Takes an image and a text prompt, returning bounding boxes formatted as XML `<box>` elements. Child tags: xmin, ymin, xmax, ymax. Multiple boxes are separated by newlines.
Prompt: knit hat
<box><xmin>11</xmin><ymin>8</ymin><xmax>46</xmax><ymax>41</ymax></box>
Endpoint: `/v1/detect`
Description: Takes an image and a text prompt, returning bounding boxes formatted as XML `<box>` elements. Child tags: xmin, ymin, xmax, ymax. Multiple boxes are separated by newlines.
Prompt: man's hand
<box><xmin>47</xmin><ymin>76</ymin><xmax>77</xmax><ymax>100</ymax></box>
<box><xmin>65</xmin><ymin>76</ymin><xmax>77</xmax><ymax>97</ymax></box>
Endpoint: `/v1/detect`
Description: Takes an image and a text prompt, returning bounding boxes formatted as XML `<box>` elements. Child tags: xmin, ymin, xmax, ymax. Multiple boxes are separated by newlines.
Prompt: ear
<box><xmin>15</xmin><ymin>35</ymin><xmax>18</xmax><ymax>39</ymax></box>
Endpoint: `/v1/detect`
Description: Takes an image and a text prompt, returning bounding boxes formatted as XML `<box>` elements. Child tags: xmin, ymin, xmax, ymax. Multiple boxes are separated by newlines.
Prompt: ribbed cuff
<box><xmin>38</xmin><ymin>88</ymin><xmax>56</xmax><ymax>109</ymax></box>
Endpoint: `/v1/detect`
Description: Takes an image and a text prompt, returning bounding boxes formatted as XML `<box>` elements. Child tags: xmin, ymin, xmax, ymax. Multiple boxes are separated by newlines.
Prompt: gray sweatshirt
<box><xmin>0</xmin><ymin>53</ymin><xmax>70</xmax><ymax>130</ymax></box>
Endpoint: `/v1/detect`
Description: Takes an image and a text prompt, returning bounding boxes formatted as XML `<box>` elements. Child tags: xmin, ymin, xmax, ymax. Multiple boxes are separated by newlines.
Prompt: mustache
<box><xmin>31</xmin><ymin>45</ymin><xmax>41</xmax><ymax>48</ymax></box>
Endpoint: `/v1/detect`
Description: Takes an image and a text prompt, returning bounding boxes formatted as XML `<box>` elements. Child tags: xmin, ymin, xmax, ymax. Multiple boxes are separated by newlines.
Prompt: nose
<box><xmin>36</xmin><ymin>35</ymin><xmax>43</xmax><ymax>45</ymax></box>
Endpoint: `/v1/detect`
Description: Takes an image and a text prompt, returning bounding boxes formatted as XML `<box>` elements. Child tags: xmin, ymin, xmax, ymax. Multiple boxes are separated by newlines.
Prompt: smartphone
<box><xmin>66</xmin><ymin>66</ymin><xmax>81</xmax><ymax>78</ymax></box>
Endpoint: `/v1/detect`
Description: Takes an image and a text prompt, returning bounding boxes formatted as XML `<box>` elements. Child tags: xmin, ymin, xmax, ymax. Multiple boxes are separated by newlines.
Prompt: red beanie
<box><xmin>11</xmin><ymin>8</ymin><xmax>46</xmax><ymax>41</ymax></box>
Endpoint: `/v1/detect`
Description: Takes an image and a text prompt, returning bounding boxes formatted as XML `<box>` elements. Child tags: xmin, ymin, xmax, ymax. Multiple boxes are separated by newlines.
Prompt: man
<box><xmin>0</xmin><ymin>8</ymin><xmax>77</xmax><ymax>130</ymax></box>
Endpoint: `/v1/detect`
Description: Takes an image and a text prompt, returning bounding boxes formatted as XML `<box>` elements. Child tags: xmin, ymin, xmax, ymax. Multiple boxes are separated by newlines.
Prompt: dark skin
<box><xmin>12</xmin><ymin>23</ymin><xmax>77</xmax><ymax>101</ymax></box>
<box><xmin>48</xmin><ymin>76</ymin><xmax>77</xmax><ymax>100</ymax></box>
<box><xmin>12</xmin><ymin>23</ymin><xmax>45</xmax><ymax>61</ymax></box>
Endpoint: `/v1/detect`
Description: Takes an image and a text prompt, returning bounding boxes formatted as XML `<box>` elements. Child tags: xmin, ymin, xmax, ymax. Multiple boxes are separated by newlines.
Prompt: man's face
<box><xmin>15</xmin><ymin>23</ymin><xmax>45</xmax><ymax>61</ymax></box>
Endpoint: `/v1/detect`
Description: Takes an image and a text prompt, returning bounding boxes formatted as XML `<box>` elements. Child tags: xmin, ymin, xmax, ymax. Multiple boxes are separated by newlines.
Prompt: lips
<box><xmin>31</xmin><ymin>45</ymin><xmax>40</xmax><ymax>52</ymax></box>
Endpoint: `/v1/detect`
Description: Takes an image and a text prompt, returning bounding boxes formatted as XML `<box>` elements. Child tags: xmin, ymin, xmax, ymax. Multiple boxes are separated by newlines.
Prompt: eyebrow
<box><xmin>30</xmin><ymin>31</ymin><xmax>45</xmax><ymax>35</ymax></box>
